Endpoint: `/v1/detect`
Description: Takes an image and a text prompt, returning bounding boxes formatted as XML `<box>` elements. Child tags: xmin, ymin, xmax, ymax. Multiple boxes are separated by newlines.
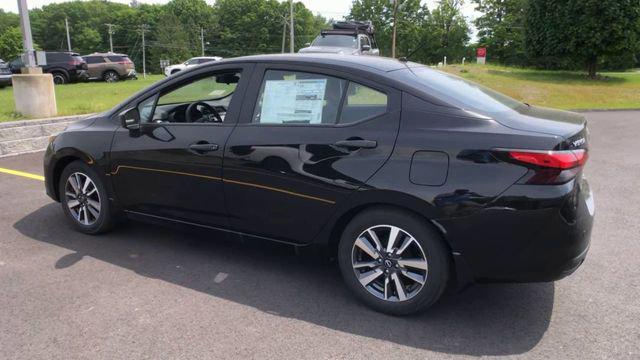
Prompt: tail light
<box><xmin>69</xmin><ymin>59</ymin><xmax>83</xmax><ymax>66</ymax></box>
<box><xmin>501</xmin><ymin>149</ymin><xmax>588</xmax><ymax>185</ymax></box>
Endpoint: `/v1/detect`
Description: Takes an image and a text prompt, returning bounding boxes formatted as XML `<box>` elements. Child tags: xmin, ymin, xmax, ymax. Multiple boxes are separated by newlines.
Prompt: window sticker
<box><xmin>260</xmin><ymin>79</ymin><xmax>327</xmax><ymax>124</ymax></box>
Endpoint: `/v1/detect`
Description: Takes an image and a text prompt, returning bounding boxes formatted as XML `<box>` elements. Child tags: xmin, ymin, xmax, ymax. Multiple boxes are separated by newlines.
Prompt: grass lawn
<box><xmin>1</xmin><ymin>65</ymin><xmax>639</xmax><ymax>122</ymax></box>
<box><xmin>0</xmin><ymin>75</ymin><xmax>165</xmax><ymax>122</ymax></box>
<box><xmin>440</xmin><ymin>64</ymin><xmax>640</xmax><ymax>110</ymax></box>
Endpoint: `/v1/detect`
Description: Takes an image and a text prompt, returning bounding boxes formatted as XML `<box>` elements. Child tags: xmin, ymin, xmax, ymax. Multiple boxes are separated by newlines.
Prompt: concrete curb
<box><xmin>0</xmin><ymin>114</ymin><xmax>94</xmax><ymax>158</ymax></box>
<box><xmin>573</xmin><ymin>108</ymin><xmax>640</xmax><ymax>113</ymax></box>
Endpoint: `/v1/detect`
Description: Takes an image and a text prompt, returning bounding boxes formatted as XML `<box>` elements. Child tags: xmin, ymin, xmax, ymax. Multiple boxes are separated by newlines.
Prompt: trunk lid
<box><xmin>494</xmin><ymin>105</ymin><xmax>588</xmax><ymax>150</ymax></box>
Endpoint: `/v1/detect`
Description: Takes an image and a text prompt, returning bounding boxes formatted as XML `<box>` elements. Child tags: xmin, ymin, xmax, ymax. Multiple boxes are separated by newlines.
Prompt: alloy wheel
<box><xmin>104</xmin><ymin>71</ymin><xmax>118</xmax><ymax>82</ymax></box>
<box><xmin>351</xmin><ymin>225</ymin><xmax>428</xmax><ymax>302</ymax></box>
<box><xmin>52</xmin><ymin>74</ymin><xmax>65</xmax><ymax>85</ymax></box>
<box><xmin>64</xmin><ymin>172</ymin><xmax>101</xmax><ymax>226</ymax></box>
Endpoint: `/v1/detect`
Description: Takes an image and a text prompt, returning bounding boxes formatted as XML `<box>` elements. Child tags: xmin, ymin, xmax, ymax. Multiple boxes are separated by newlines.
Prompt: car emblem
<box><xmin>384</xmin><ymin>259</ymin><xmax>393</xmax><ymax>268</ymax></box>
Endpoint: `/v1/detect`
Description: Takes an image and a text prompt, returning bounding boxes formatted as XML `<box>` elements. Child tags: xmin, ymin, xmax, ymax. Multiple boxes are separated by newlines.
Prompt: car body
<box><xmin>299</xmin><ymin>21</ymin><xmax>379</xmax><ymax>56</ymax></box>
<box><xmin>9</xmin><ymin>51</ymin><xmax>88</xmax><ymax>84</ymax></box>
<box><xmin>0</xmin><ymin>59</ymin><xmax>11</xmax><ymax>88</ymax></box>
<box><xmin>164</xmin><ymin>56</ymin><xmax>223</xmax><ymax>76</ymax></box>
<box><xmin>44</xmin><ymin>54</ymin><xmax>593</xmax><ymax>314</ymax></box>
<box><xmin>82</xmin><ymin>53</ymin><xmax>136</xmax><ymax>82</ymax></box>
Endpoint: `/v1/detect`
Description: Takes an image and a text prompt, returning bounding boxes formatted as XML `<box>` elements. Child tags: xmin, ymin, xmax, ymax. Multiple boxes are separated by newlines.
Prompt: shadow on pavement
<box><xmin>15</xmin><ymin>203</ymin><xmax>554</xmax><ymax>356</ymax></box>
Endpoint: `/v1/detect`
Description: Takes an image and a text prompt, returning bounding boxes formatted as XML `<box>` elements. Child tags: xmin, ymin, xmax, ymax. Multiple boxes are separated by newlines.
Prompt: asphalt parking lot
<box><xmin>0</xmin><ymin>111</ymin><xmax>638</xmax><ymax>359</ymax></box>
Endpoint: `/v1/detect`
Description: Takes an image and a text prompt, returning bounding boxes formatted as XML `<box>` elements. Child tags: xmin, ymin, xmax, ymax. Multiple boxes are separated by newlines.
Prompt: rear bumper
<box><xmin>443</xmin><ymin>177</ymin><xmax>594</xmax><ymax>283</ymax></box>
<box><xmin>124</xmin><ymin>69</ymin><xmax>137</xmax><ymax>79</ymax></box>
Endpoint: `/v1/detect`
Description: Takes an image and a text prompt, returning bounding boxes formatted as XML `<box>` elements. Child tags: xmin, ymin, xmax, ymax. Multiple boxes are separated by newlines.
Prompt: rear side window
<box><xmin>46</xmin><ymin>53</ymin><xmax>67</xmax><ymax>63</ymax></box>
<box><xmin>107</xmin><ymin>55</ymin><xmax>124</xmax><ymax>62</ymax></box>
<box><xmin>339</xmin><ymin>82</ymin><xmax>388</xmax><ymax>124</ymax></box>
<box><xmin>253</xmin><ymin>70</ymin><xmax>347</xmax><ymax>125</ymax></box>
<box><xmin>85</xmin><ymin>56</ymin><xmax>105</xmax><ymax>64</ymax></box>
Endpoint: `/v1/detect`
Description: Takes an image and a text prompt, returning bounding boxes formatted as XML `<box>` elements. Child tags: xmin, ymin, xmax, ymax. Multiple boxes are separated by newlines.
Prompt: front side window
<box><xmin>146</xmin><ymin>71</ymin><xmax>241</xmax><ymax>123</ymax></box>
<box><xmin>253</xmin><ymin>70</ymin><xmax>347</xmax><ymax>125</ymax></box>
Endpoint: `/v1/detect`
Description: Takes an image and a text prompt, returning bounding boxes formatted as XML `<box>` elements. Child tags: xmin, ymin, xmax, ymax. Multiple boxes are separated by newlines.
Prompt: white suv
<box><xmin>164</xmin><ymin>56</ymin><xmax>222</xmax><ymax>76</ymax></box>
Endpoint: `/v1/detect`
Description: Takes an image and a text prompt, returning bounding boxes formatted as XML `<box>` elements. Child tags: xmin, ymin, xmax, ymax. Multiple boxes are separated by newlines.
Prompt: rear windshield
<box><xmin>397</xmin><ymin>67</ymin><xmax>525</xmax><ymax>115</ymax></box>
<box><xmin>312</xmin><ymin>35</ymin><xmax>358</xmax><ymax>49</ymax></box>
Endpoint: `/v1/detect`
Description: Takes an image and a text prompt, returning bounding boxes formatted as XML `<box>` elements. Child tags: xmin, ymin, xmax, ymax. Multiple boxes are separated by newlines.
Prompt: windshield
<box><xmin>311</xmin><ymin>35</ymin><xmax>358</xmax><ymax>49</ymax></box>
<box><xmin>398</xmin><ymin>67</ymin><xmax>524</xmax><ymax>115</ymax></box>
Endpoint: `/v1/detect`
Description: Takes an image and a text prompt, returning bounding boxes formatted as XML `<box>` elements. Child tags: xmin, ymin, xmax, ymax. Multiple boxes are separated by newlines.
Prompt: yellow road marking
<box><xmin>0</xmin><ymin>167</ymin><xmax>45</xmax><ymax>181</ymax></box>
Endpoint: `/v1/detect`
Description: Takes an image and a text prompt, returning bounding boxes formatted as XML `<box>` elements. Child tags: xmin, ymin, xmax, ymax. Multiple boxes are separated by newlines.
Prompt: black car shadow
<box><xmin>14</xmin><ymin>203</ymin><xmax>554</xmax><ymax>356</ymax></box>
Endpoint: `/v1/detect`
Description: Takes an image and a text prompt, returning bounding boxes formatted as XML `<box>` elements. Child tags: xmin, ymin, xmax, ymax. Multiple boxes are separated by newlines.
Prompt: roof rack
<box><xmin>320</xmin><ymin>20</ymin><xmax>375</xmax><ymax>37</ymax></box>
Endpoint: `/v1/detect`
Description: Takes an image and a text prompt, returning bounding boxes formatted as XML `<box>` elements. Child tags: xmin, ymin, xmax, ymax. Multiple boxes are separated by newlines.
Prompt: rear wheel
<box><xmin>338</xmin><ymin>207</ymin><xmax>450</xmax><ymax>315</ymax></box>
<box><xmin>59</xmin><ymin>161</ymin><xmax>114</xmax><ymax>234</ymax></box>
<box><xmin>103</xmin><ymin>70</ymin><xmax>119</xmax><ymax>83</ymax></box>
<box><xmin>51</xmin><ymin>72</ymin><xmax>67</xmax><ymax>85</ymax></box>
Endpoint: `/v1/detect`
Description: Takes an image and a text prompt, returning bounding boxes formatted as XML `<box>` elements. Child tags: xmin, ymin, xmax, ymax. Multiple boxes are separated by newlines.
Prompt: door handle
<box><xmin>333</xmin><ymin>139</ymin><xmax>377</xmax><ymax>149</ymax></box>
<box><xmin>189</xmin><ymin>142</ymin><xmax>219</xmax><ymax>153</ymax></box>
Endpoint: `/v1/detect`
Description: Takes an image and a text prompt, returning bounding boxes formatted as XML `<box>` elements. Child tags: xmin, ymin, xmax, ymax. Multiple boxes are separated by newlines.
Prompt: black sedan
<box><xmin>44</xmin><ymin>54</ymin><xmax>594</xmax><ymax>315</ymax></box>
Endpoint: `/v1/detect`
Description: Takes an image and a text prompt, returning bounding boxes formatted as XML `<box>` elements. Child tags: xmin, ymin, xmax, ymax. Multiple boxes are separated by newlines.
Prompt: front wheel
<box><xmin>338</xmin><ymin>207</ymin><xmax>450</xmax><ymax>315</ymax></box>
<box><xmin>59</xmin><ymin>161</ymin><xmax>114</xmax><ymax>234</ymax></box>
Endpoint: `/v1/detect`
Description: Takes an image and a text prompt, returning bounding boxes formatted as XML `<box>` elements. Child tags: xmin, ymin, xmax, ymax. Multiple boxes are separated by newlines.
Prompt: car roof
<box><xmin>84</xmin><ymin>53</ymin><xmax>128</xmax><ymax>57</ymax></box>
<box><xmin>220</xmin><ymin>54</ymin><xmax>420</xmax><ymax>73</ymax></box>
<box><xmin>191</xmin><ymin>56</ymin><xmax>221</xmax><ymax>60</ymax></box>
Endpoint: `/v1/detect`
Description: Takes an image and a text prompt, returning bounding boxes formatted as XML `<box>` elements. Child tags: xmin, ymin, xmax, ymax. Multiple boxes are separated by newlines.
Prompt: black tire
<box><xmin>338</xmin><ymin>206</ymin><xmax>450</xmax><ymax>315</ymax></box>
<box><xmin>58</xmin><ymin>161</ymin><xmax>114</xmax><ymax>234</ymax></box>
<box><xmin>51</xmin><ymin>72</ymin><xmax>67</xmax><ymax>85</ymax></box>
<box><xmin>103</xmin><ymin>70</ymin><xmax>119</xmax><ymax>83</ymax></box>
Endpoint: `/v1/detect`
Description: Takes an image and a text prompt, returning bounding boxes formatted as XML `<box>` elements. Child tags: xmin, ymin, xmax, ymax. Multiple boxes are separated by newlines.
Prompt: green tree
<box><xmin>0</xmin><ymin>26</ymin><xmax>23</xmax><ymax>60</ymax></box>
<box><xmin>425</xmin><ymin>0</ymin><xmax>470</xmax><ymax>63</ymax></box>
<box><xmin>473</xmin><ymin>0</ymin><xmax>526</xmax><ymax>65</ymax></box>
<box><xmin>348</xmin><ymin>0</ymin><xmax>427</xmax><ymax>58</ymax></box>
<box><xmin>0</xmin><ymin>9</ymin><xmax>20</xmax><ymax>34</ymax></box>
<box><xmin>525</xmin><ymin>0</ymin><xmax>640</xmax><ymax>77</ymax></box>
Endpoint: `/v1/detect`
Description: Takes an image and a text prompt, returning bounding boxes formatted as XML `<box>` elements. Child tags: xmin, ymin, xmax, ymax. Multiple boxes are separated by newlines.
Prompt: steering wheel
<box><xmin>185</xmin><ymin>101</ymin><xmax>223</xmax><ymax>123</ymax></box>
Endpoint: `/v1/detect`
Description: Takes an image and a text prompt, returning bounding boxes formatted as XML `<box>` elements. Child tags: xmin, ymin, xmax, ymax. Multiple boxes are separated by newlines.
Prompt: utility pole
<box><xmin>391</xmin><ymin>0</ymin><xmax>398</xmax><ymax>58</ymax></box>
<box><xmin>105</xmin><ymin>23</ymin><xmax>115</xmax><ymax>53</ymax></box>
<box><xmin>289</xmin><ymin>0</ymin><xmax>294</xmax><ymax>53</ymax></box>
<box><xmin>65</xmin><ymin>17</ymin><xmax>72</xmax><ymax>51</ymax></box>
<box><xmin>200</xmin><ymin>27</ymin><xmax>205</xmax><ymax>56</ymax></box>
<box><xmin>138</xmin><ymin>24</ymin><xmax>149</xmax><ymax>78</ymax></box>
<box><xmin>281</xmin><ymin>20</ymin><xmax>287</xmax><ymax>53</ymax></box>
<box><xmin>16</xmin><ymin>0</ymin><xmax>36</xmax><ymax>68</ymax></box>
<box><xmin>279</xmin><ymin>14</ymin><xmax>288</xmax><ymax>54</ymax></box>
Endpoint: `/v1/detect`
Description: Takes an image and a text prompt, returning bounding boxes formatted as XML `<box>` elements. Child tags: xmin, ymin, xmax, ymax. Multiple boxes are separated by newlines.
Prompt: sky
<box><xmin>1</xmin><ymin>0</ymin><xmax>479</xmax><ymax>36</ymax></box>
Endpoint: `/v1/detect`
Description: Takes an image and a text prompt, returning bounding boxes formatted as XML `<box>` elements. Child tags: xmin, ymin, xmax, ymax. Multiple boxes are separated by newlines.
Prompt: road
<box><xmin>0</xmin><ymin>111</ymin><xmax>638</xmax><ymax>359</ymax></box>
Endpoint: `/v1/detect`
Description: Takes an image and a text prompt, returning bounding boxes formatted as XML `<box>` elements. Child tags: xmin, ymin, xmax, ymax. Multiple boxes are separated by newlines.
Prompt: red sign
<box><xmin>477</xmin><ymin>47</ymin><xmax>487</xmax><ymax>58</ymax></box>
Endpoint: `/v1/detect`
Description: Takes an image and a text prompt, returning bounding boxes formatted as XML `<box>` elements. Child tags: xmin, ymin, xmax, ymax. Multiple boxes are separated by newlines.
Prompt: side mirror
<box><xmin>362</xmin><ymin>44</ymin><xmax>371</xmax><ymax>52</ymax></box>
<box><xmin>304</xmin><ymin>42</ymin><xmax>311</xmax><ymax>47</ymax></box>
<box><xmin>120</xmin><ymin>107</ymin><xmax>140</xmax><ymax>130</ymax></box>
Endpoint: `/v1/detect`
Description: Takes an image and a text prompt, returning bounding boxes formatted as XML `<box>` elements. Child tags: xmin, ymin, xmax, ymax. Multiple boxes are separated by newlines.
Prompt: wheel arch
<box><xmin>48</xmin><ymin>68</ymin><xmax>69</xmax><ymax>79</ymax></box>
<box><xmin>49</xmin><ymin>148</ymin><xmax>96</xmax><ymax>201</ymax></box>
<box><xmin>318</xmin><ymin>190</ymin><xmax>451</xmax><ymax>254</ymax></box>
<box><xmin>318</xmin><ymin>190</ymin><xmax>473</xmax><ymax>288</ymax></box>
<box><xmin>102</xmin><ymin>68</ymin><xmax>119</xmax><ymax>78</ymax></box>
